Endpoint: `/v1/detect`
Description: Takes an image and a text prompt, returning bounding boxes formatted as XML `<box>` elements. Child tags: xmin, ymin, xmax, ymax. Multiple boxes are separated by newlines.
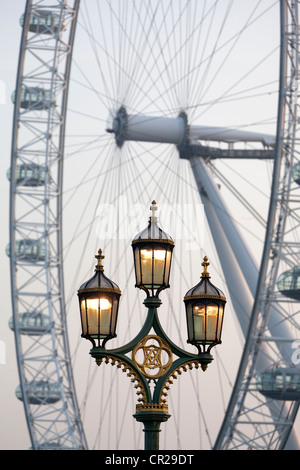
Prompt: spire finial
<box><xmin>150</xmin><ymin>200</ymin><xmax>158</xmax><ymax>222</ymax></box>
<box><xmin>201</xmin><ymin>256</ymin><xmax>210</xmax><ymax>278</ymax></box>
<box><xmin>95</xmin><ymin>249</ymin><xmax>105</xmax><ymax>272</ymax></box>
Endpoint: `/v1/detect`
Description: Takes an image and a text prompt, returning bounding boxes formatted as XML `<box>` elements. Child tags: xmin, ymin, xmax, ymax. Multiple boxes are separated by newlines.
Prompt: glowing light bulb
<box><xmin>100</xmin><ymin>298</ymin><xmax>111</xmax><ymax>310</ymax></box>
<box><xmin>154</xmin><ymin>250</ymin><xmax>166</xmax><ymax>260</ymax></box>
<box><xmin>140</xmin><ymin>249</ymin><xmax>166</xmax><ymax>260</ymax></box>
<box><xmin>87</xmin><ymin>298</ymin><xmax>99</xmax><ymax>310</ymax></box>
<box><xmin>141</xmin><ymin>249</ymin><xmax>152</xmax><ymax>260</ymax></box>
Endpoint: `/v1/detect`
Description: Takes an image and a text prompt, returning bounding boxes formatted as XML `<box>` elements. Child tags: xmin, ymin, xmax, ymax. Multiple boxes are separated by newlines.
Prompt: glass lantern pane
<box><xmin>186</xmin><ymin>303</ymin><xmax>194</xmax><ymax>341</ymax></box>
<box><xmin>164</xmin><ymin>249</ymin><xmax>172</xmax><ymax>284</ymax></box>
<box><xmin>153</xmin><ymin>249</ymin><xmax>166</xmax><ymax>286</ymax></box>
<box><xmin>86</xmin><ymin>298</ymin><xmax>99</xmax><ymax>336</ymax></box>
<box><xmin>193</xmin><ymin>304</ymin><xmax>206</xmax><ymax>341</ymax></box>
<box><xmin>216</xmin><ymin>305</ymin><xmax>224</xmax><ymax>340</ymax></box>
<box><xmin>99</xmin><ymin>297</ymin><xmax>112</xmax><ymax>336</ymax></box>
<box><xmin>206</xmin><ymin>304</ymin><xmax>219</xmax><ymax>341</ymax></box>
<box><xmin>140</xmin><ymin>249</ymin><xmax>153</xmax><ymax>286</ymax></box>
<box><xmin>80</xmin><ymin>299</ymin><xmax>87</xmax><ymax>336</ymax></box>
<box><xmin>111</xmin><ymin>298</ymin><xmax>119</xmax><ymax>334</ymax></box>
<box><xmin>134</xmin><ymin>248</ymin><xmax>141</xmax><ymax>285</ymax></box>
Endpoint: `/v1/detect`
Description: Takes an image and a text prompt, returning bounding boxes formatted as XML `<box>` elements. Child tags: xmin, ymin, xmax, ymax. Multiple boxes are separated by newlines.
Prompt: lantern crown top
<box><xmin>78</xmin><ymin>249</ymin><xmax>121</xmax><ymax>295</ymax></box>
<box><xmin>132</xmin><ymin>200</ymin><xmax>174</xmax><ymax>245</ymax></box>
<box><xmin>184</xmin><ymin>256</ymin><xmax>226</xmax><ymax>301</ymax></box>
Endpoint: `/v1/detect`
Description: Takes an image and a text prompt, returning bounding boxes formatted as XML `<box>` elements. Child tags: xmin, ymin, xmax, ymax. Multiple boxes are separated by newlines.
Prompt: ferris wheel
<box><xmin>8</xmin><ymin>0</ymin><xmax>300</xmax><ymax>450</ymax></box>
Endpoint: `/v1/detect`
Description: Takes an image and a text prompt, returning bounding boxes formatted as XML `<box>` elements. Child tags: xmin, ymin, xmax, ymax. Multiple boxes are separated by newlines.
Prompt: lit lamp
<box><xmin>132</xmin><ymin>201</ymin><xmax>174</xmax><ymax>297</ymax></box>
<box><xmin>184</xmin><ymin>256</ymin><xmax>226</xmax><ymax>355</ymax></box>
<box><xmin>78</xmin><ymin>249</ymin><xmax>121</xmax><ymax>348</ymax></box>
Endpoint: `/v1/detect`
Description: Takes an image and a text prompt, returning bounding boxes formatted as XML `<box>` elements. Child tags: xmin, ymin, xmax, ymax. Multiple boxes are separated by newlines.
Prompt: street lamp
<box><xmin>78</xmin><ymin>202</ymin><xmax>227</xmax><ymax>450</ymax></box>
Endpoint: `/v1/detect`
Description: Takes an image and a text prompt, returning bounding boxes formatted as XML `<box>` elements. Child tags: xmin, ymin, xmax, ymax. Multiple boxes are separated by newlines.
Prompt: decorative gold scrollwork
<box><xmin>132</xmin><ymin>335</ymin><xmax>173</xmax><ymax>379</ymax></box>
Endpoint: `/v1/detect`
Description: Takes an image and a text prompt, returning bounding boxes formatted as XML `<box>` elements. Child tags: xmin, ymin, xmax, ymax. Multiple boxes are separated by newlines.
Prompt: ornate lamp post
<box><xmin>78</xmin><ymin>201</ymin><xmax>227</xmax><ymax>450</ymax></box>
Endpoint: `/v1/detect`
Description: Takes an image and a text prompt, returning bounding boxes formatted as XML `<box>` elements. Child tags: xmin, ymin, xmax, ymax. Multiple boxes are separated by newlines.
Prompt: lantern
<box><xmin>78</xmin><ymin>249</ymin><xmax>121</xmax><ymax>348</ymax></box>
<box><xmin>184</xmin><ymin>256</ymin><xmax>226</xmax><ymax>353</ymax></box>
<box><xmin>132</xmin><ymin>201</ymin><xmax>174</xmax><ymax>297</ymax></box>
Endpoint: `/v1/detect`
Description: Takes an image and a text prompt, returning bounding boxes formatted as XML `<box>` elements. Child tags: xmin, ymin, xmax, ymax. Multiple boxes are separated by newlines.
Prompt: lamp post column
<box><xmin>133</xmin><ymin>409</ymin><xmax>171</xmax><ymax>450</ymax></box>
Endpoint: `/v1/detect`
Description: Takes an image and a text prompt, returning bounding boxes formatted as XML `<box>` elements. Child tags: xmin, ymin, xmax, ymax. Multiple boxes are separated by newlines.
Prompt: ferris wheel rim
<box><xmin>9</xmin><ymin>0</ymin><xmax>87</xmax><ymax>450</ymax></box>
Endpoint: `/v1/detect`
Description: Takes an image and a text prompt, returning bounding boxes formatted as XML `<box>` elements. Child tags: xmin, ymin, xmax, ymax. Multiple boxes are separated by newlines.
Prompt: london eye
<box><xmin>8</xmin><ymin>0</ymin><xmax>300</xmax><ymax>450</ymax></box>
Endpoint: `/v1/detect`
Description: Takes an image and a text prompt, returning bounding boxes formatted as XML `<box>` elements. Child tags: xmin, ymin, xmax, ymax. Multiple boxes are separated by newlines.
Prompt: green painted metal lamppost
<box><xmin>77</xmin><ymin>201</ymin><xmax>226</xmax><ymax>450</ymax></box>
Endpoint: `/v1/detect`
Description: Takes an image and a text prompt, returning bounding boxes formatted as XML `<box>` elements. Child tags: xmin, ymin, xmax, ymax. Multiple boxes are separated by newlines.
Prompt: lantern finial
<box><xmin>150</xmin><ymin>200</ymin><xmax>158</xmax><ymax>222</ymax></box>
<box><xmin>201</xmin><ymin>256</ymin><xmax>210</xmax><ymax>278</ymax></box>
<box><xmin>95</xmin><ymin>249</ymin><xmax>105</xmax><ymax>272</ymax></box>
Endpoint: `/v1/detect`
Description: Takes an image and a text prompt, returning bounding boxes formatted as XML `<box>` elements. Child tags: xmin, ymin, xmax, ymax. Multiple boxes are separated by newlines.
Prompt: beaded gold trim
<box><xmin>132</xmin><ymin>238</ymin><xmax>174</xmax><ymax>245</ymax></box>
<box><xmin>78</xmin><ymin>287</ymin><xmax>121</xmax><ymax>294</ymax></box>
<box><xmin>184</xmin><ymin>293</ymin><xmax>226</xmax><ymax>301</ymax></box>
<box><xmin>135</xmin><ymin>403</ymin><xmax>169</xmax><ymax>413</ymax></box>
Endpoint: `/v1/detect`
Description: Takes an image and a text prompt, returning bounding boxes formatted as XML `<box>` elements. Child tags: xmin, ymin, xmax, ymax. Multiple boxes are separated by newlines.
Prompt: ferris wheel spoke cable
<box><xmin>114</xmin><ymin>2</ymin><xmax>157</xmax><ymax>108</ymax></box>
<box><xmin>194</xmin><ymin>2</ymin><xmax>235</xmax><ymax>109</ymax></box>
<box><xmin>208</xmin><ymin>163</ymin><xmax>267</xmax><ymax>227</ymax></box>
<box><xmin>80</xmin><ymin>3</ymin><xmax>116</xmax><ymax>110</ymax></box>
<box><xmin>196</xmin><ymin>1</ymin><xmax>266</xmax><ymax>108</ymax></box>
<box><xmin>147</xmin><ymin>1</ymin><xmax>190</xmax><ymax>111</ymax></box>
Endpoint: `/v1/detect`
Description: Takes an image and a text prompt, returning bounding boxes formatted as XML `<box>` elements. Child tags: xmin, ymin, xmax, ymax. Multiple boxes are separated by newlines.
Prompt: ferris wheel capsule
<box><xmin>7</xmin><ymin>163</ymin><xmax>47</xmax><ymax>187</ymax></box>
<box><xmin>16</xmin><ymin>381</ymin><xmax>61</xmax><ymax>405</ymax></box>
<box><xmin>6</xmin><ymin>239</ymin><xmax>46</xmax><ymax>262</ymax></box>
<box><xmin>256</xmin><ymin>368</ymin><xmax>300</xmax><ymax>401</ymax></box>
<box><xmin>11</xmin><ymin>86</ymin><xmax>54</xmax><ymax>110</ymax></box>
<box><xmin>292</xmin><ymin>162</ymin><xmax>300</xmax><ymax>185</ymax></box>
<box><xmin>9</xmin><ymin>312</ymin><xmax>51</xmax><ymax>336</ymax></box>
<box><xmin>277</xmin><ymin>268</ymin><xmax>300</xmax><ymax>300</ymax></box>
<box><xmin>19</xmin><ymin>10</ymin><xmax>65</xmax><ymax>35</ymax></box>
